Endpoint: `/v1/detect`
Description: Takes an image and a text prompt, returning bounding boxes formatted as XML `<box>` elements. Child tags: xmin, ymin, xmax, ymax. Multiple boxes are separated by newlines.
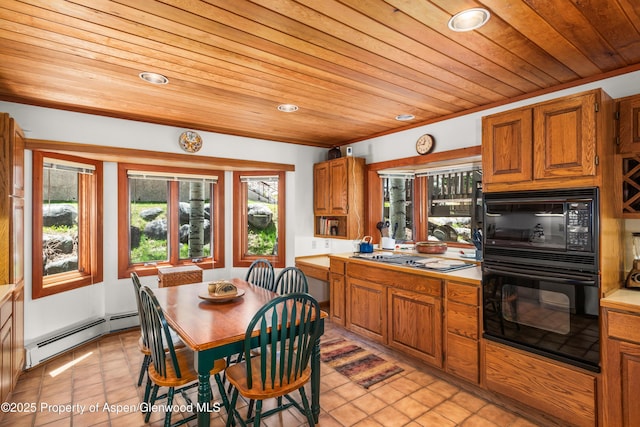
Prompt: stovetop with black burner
<box><xmin>351</xmin><ymin>253</ymin><xmax>475</xmax><ymax>272</ymax></box>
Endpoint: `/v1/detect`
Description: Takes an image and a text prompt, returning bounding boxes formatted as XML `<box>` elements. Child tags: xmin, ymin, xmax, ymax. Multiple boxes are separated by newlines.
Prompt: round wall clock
<box><xmin>179</xmin><ymin>130</ymin><xmax>203</xmax><ymax>153</ymax></box>
<box><xmin>416</xmin><ymin>134</ymin><xmax>435</xmax><ymax>155</ymax></box>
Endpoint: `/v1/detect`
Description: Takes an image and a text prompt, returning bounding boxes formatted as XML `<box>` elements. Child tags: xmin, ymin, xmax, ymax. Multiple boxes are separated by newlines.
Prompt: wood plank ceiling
<box><xmin>0</xmin><ymin>0</ymin><xmax>639</xmax><ymax>148</ymax></box>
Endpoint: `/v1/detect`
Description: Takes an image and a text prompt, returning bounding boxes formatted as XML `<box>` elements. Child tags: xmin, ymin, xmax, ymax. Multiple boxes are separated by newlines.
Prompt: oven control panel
<box><xmin>567</xmin><ymin>202</ymin><xmax>592</xmax><ymax>251</ymax></box>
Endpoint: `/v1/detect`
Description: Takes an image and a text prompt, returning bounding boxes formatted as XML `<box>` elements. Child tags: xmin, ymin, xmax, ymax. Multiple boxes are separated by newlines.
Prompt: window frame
<box><xmin>32</xmin><ymin>151</ymin><xmax>103</xmax><ymax>299</ymax></box>
<box><xmin>232</xmin><ymin>171</ymin><xmax>286</xmax><ymax>268</ymax></box>
<box><xmin>117</xmin><ymin>163</ymin><xmax>225</xmax><ymax>279</ymax></box>
<box><xmin>366</xmin><ymin>147</ymin><xmax>481</xmax><ymax>248</ymax></box>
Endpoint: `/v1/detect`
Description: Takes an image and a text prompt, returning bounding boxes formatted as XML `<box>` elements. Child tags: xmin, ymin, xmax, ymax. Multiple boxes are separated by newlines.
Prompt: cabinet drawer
<box><xmin>348</xmin><ymin>262</ymin><xmax>441</xmax><ymax>297</ymax></box>
<box><xmin>329</xmin><ymin>258</ymin><xmax>346</xmax><ymax>275</ymax></box>
<box><xmin>446</xmin><ymin>281</ymin><xmax>478</xmax><ymax>305</ymax></box>
<box><xmin>607</xmin><ymin>310</ymin><xmax>640</xmax><ymax>344</ymax></box>
<box><xmin>446</xmin><ymin>301</ymin><xmax>478</xmax><ymax>339</ymax></box>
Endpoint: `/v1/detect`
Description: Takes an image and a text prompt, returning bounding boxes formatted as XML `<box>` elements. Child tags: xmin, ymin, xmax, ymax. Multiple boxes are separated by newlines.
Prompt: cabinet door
<box><xmin>533</xmin><ymin>92</ymin><xmax>597</xmax><ymax>179</ymax></box>
<box><xmin>347</xmin><ymin>277</ymin><xmax>385</xmax><ymax>342</ymax></box>
<box><xmin>388</xmin><ymin>288</ymin><xmax>442</xmax><ymax>367</ymax></box>
<box><xmin>329</xmin><ymin>158</ymin><xmax>348</xmax><ymax>214</ymax></box>
<box><xmin>329</xmin><ymin>273</ymin><xmax>345</xmax><ymax>326</ymax></box>
<box><xmin>482</xmin><ymin>108</ymin><xmax>533</xmax><ymax>184</ymax></box>
<box><xmin>12</xmin><ymin>286</ymin><xmax>24</xmax><ymax>385</ymax></box>
<box><xmin>619</xmin><ymin>94</ymin><xmax>640</xmax><ymax>153</ymax></box>
<box><xmin>0</xmin><ymin>317</ymin><xmax>12</xmax><ymax>403</ymax></box>
<box><xmin>313</xmin><ymin>162</ymin><xmax>330</xmax><ymax>214</ymax></box>
<box><xmin>605</xmin><ymin>339</ymin><xmax>640</xmax><ymax>427</ymax></box>
<box><xmin>10</xmin><ymin>118</ymin><xmax>25</xmax><ymax>198</ymax></box>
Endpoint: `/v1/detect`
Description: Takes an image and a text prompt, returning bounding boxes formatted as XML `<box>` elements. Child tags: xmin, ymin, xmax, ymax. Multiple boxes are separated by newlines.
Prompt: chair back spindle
<box><xmin>243</xmin><ymin>293</ymin><xmax>320</xmax><ymax>390</ymax></box>
<box><xmin>139</xmin><ymin>286</ymin><xmax>182</xmax><ymax>380</ymax></box>
<box><xmin>246</xmin><ymin>258</ymin><xmax>275</xmax><ymax>291</ymax></box>
<box><xmin>274</xmin><ymin>266</ymin><xmax>309</xmax><ymax>295</ymax></box>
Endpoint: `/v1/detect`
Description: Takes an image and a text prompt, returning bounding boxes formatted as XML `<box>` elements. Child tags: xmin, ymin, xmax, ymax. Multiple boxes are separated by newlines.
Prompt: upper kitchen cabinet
<box><xmin>0</xmin><ymin>114</ymin><xmax>25</xmax><ymax>198</ymax></box>
<box><xmin>0</xmin><ymin>114</ymin><xmax>25</xmax><ymax>286</ymax></box>
<box><xmin>483</xmin><ymin>89</ymin><xmax>613</xmax><ymax>192</ymax></box>
<box><xmin>313</xmin><ymin>156</ymin><xmax>365</xmax><ymax>239</ymax></box>
<box><xmin>617</xmin><ymin>93</ymin><xmax>640</xmax><ymax>154</ymax></box>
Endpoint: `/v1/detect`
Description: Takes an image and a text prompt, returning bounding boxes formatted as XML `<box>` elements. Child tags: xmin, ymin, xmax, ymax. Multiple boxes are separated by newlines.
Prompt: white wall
<box><xmin>3</xmin><ymin>68</ymin><xmax>640</xmax><ymax>344</ymax></box>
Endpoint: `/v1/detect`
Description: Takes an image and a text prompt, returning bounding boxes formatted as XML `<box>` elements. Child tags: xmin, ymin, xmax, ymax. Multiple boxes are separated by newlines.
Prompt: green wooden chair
<box><xmin>224</xmin><ymin>293</ymin><xmax>322</xmax><ymax>427</ymax></box>
<box><xmin>131</xmin><ymin>272</ymin><xmax>185</xmax><ymax>387</ymax></box>
<box><xmin>273</xmin><ymin>266</ymin><xmax>309</xmax><ymax>295</ymax></box>
<box><xmin>139</xmin><ymin>285</ymin><xmax>230</xmax><ymax>427</ymax></box>
<box><xmin>245</xmin><ymin>258</ymin><xmax>275</xmax><ymax>291</ymax></box>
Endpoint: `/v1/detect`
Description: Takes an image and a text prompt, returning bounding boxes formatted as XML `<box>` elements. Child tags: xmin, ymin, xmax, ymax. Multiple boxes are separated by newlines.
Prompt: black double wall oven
<box><xmin>481</xmin><ymin>187</ymin><xmax>601</xmax><ymax>372</ymax></box>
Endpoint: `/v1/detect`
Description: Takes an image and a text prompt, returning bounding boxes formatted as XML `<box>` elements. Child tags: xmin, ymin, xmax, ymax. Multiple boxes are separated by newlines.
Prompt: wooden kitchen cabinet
<box><xmin>0</xmin><ymin>296</ymin><xmax>12</xmax><ymax>403</ymax></box>
<box><xmin>483</xmin><ymin>89</ymin><xmax>610</xmax><ymax>192</ymax></box>
<box><xmin>346</xmin><ymin>260</ymin><xmax>443</xmax><ymax>363</ymax></box>
<box><xmin>617</xmin><ymin>93</ymin><xmax>640</xmax><ymax>154</ymax></box>
<box><xmin>12</xmin><ymin>285</ymin><xmax>24</xmax><ymax>386</ymax></box>
<box><xmin>617</xmin><ymin>94</ymin><xmax>640</xmax><ymax>217</ymax></box>
<box><xmin>0</xmin><ymin>113</ymin><xmax>25</xmax><ymax>396</ymax></box>
<box><xmin>329</xmin><ymin>258</ymin><xmax>346</xmax><ymax>326</ymax></box>
<box><xmin>444</xmin><ymin>280</ymin><xmax>479</xmax><ymax>383</ymax></box>
<box><xmin>313</xmin><ymin>157</ymin><xmax>365</xmax><ymax>239</ymax></box>
<box><xmin>483</xmin><ymin>340</ymin><xmax>597</xmax><ymax>427</ymax></box>
<box><xmin>602</xmin><ymin>307</ymin><xmax>640</xmax><ymax>427</ymax></box>
<box><xmin>347</xmin><ymin>277</ymin><xmax>386</xmax><ymax>343</ymax></box>
<box><xmin>388</xmin><ymin>287</ymin><xmax>442</xmax><ymax>367</ymax></box>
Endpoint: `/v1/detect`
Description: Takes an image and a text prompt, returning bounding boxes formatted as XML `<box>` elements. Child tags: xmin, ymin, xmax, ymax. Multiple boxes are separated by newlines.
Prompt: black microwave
<box><xmin>483</xmin><ymin>188</ymin><xmax>599</xmax><ymax>272</ymax></box>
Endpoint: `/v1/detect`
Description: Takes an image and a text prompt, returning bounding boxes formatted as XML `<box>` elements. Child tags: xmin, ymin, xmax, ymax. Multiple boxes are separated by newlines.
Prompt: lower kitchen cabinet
<box><xmin>345</xmin><ymin>260</ymin><xmax>444</xmax><ymax>363</ymax></box>
<box><xmin>602</xmin><ymin>307</ymin><xmax>640</xmax><ymax>427</ymax></box>
<box><xmin>388</xmin><ymin>287</ymin><xmax>441</xmax><ymax>367</ymax></box>
<box><xmin>0</xmin><ymin>296</ymin><xmax>13</xmax><ymax>402</ymax></box>
<box><xmin>445</xmin><ymin>280</ymin><xmax>479</xmax><ymax>383</ymax></box>
<box><xmin>483</xmin><ymin>340</ymin><xmax>597</xmax><ymax>427</ymax></box>
<box><xmin>329</xmin><ymin>258</ymin><xmax>346</xmax><ymax>326</ymax></box>
<box><xmin>347</xmin><ymin>277</ymin><xmax>386</xmax><ymax>343</ymax></box>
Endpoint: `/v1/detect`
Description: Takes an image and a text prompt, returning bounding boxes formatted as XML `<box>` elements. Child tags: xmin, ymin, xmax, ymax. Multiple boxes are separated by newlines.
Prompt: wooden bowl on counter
<box><xmin>415</xmin><ymin>241</ymin><xmax>448</xmax><ymax>254</ymax></box>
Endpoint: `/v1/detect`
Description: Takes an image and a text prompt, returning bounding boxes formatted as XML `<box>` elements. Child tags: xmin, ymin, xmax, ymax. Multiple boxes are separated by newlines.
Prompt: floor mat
<box><xmin>320</xmin><ymin>338</ymin><xmax>404</xmax><ymax>389</ymax></box>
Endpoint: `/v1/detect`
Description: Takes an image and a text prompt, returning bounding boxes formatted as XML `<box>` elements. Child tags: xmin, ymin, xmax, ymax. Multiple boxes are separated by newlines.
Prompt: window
<box><xmin>380</xmin><ymin>174</ymin><xmax>415</xmax><ymax>242</ymax></box>
<box><xmin>233</xmin><ymin>171</ymin><xmax>285</xmax><ymax>268</ymax></box>
<box><xmin>420</xmin><ymin>166</ymin><xmax>482</xmax><ymax>245</ymax></box>
<box><xmin>32</xmin><ymin>152</ymin><xmax>103</xmax><ymax>298</ymax></box>
<box><xmin>117</xmin><ymin>164</ymin><xmax>224</xmax><ymax>278</ymax></box>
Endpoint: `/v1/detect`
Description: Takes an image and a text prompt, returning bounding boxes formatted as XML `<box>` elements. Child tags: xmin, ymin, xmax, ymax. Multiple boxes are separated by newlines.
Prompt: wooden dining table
<box><xmin>151</xmin><ymin>278</ymin><xmax>326</xmax><ymax>427</ymax></box>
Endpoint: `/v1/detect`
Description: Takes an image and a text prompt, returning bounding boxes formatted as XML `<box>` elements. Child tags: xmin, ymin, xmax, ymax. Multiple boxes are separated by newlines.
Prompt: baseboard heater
<box><xmin>25</xmin><ymin>311</ymin><xmax>139</xmax><ymax>368</ymax></box>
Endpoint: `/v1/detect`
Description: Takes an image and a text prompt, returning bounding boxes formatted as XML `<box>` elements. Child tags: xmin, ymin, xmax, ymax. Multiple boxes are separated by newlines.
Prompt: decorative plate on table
<box><xmin>198</xmin><ymin>289</ymin><xmax>245</xmax><ymax>303</ymax></box>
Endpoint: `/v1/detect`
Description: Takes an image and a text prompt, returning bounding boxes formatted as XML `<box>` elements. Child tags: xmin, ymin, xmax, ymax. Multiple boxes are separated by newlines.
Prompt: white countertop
<box><xmin>601</xmin><ymin>288</ymin><xmax>640</xmax><ymax>314</ymax></box>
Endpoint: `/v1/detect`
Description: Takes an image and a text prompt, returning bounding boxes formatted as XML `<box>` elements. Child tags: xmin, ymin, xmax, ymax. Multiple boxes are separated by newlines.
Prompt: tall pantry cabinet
<box><xmin>0</xmin><ymin>113</ymin><xmax>25</xmax><ymax>401</ymax></box>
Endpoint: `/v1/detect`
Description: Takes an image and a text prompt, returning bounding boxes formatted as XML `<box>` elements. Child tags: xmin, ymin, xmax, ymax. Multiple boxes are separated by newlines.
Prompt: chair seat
<box><xmin>226</xmin><ymin>357</ymin><xmax>311</xmax><ymax>400</ymax></box>
<box><xmin>148</xmin><ymin>347</ymin><xmax>226</xmax><ymax>388</ymax></box>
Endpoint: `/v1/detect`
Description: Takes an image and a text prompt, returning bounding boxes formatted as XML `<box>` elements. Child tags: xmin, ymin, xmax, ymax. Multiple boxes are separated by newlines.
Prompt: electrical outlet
<box><xmin>311</xmin><ymin>240</ymin><xmax>317</xmax><ymax>249</ymax></box>
<box><xmin>324</xmin><ymin>239</ymin><xmax>330</xmax><ymax>249</ymax></box>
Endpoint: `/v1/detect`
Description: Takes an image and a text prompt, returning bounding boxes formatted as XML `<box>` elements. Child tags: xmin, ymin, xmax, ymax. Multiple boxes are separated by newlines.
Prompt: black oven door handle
<box><xmin>483</xmin><ymin>265</ymin><xmax>597</xmax><ymax>287</ymax></box>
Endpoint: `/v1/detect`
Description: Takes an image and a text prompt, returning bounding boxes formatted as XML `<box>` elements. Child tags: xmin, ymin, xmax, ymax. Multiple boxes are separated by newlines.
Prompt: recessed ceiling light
<box><xmin>396</xmin><ymin>114</ymin><xmax>415</xmax><ymax>121</ymax></box>
<box><xmin>139</xmin><ymin>72</ymin><xmax>169</xmax><ymax>85</ymax></box>
<box><xmin>277</xmin><ymin>103</ymin><xmax>299</xmax><ymax>112</ymax></box>
<box><xmin>448</xmin><ymin>8</ymin><xmax>490</xmax><ymax>32</ymax></box>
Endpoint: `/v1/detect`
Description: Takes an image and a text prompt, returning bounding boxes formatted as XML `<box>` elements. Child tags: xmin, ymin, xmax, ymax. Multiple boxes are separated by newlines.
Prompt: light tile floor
<box><xmin>0</xmin><ymin>320</ymin><xmax>568</xmax><ymax>426</ymax></box>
